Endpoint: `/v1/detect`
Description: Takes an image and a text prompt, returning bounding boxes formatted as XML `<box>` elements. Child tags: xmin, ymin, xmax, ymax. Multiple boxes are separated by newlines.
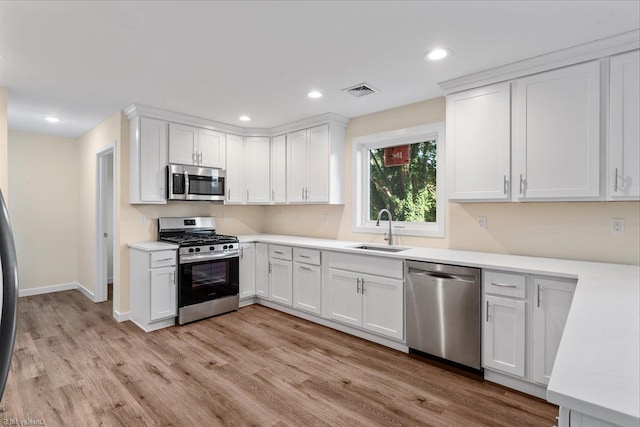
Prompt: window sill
<box><xmin>352</xmin><ymin>223</ymin><xmax>445</xmax><ymax>239</ymax></box>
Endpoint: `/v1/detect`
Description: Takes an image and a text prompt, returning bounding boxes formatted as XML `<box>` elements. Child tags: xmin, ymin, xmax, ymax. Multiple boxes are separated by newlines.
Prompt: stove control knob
<box><xmin>188</xmin><ymin>248</ymin><xmax>195</xmax><ymax>253</ymax></box>
<box><xmin>228</xmin><ymin>244</ymin><xmax>234</xmax><ymax>249</ymax></box>
<box><xmin>223</xmin><ymin>245</ymin><xmax>228</xmax><ymax>250</ymax></box>
<box><xmin>195</xmin><ymin>248</ymin><xmax>201</xmax><ymax>253</ymax></box>
<box><xmin>210</xmin><ymin>246</ymin><xmax>215</xmax><ymax>251</ymax></box>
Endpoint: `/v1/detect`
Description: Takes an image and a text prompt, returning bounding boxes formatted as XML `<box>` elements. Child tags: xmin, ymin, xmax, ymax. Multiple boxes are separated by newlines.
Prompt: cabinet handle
<box><xmin>361</xmin><ymin>278</ymin><xmax>366</xmax><ymax>294</ymax></box>
<box><xmin>192</xmin><ymin>152</ymin><xmax>196</xmax><ymax>164</ymax></box>
<box><xmin>537</xmin><ymin>284</ymin><xmax>541</xmax><ymax>308</ymax></box>
<box><xmin>227</xmin><ymin>188</ymin><xmax>231</xmax><ymax>200</ymax></box>
<box><xmin>273</xmin><ymin>251</ymin><xmax>284</xmax><ymax>255</ymax></box>
<box><xmin>272</xmin><ymin>189</ymin><xmax>275</xmax><ymax>201</ymax></box>
<box><xmin>170</xmin><ymin>271</ymin><xmax>175</xmax><ymax>285</ymax></box>
<box><xmin>305</xmin><ymin>187</ymin><xmax>309</xmax><ymax>201</ymax></box>
<box><xmin>155</xmin><ymin>257</ymin><xmax>173</xmax><ymax>262</ymax></box>
<box><xmin>614</xmin><ymin>168</ymin><xmax>619</xmax><ymax>192</ymax></box>
<box><xmin>240</xmin><ymin>247</ymin><xmax>244</xmax><ymax>259</ymax></box>
<box><xmin>486</xmin><ymin>300</ymin><xmax>490</xmax><ymax>322</ymax></box>
<box><xmin>299</xmin><ymin>255</ymin><xmax>310</xmax><ymax>259</ymax></box>
<box><xmin>299</xmin><ymin>266</ymin><xmax>312</xmax><ymax>272</ymax></box>
<box><xmin>199</xmin><ymin>152</ymin><xmax>203</xmax><ymax>164</ymax></box>
<box><xmin>356</xmin><ymin>277</ymin><xmax>360</xmax><ymax>293</ymax></box>
<box><xmin>519</xmin><ymin>174</ymin><xmax>524</xmax><ymax>195</ymax></box>
<box><xmin>268</xmin><ymin>262</ymin><xmax>272</xmax><ymax>274</ymax></box>
<box><xmin>247</xmin><ymin>189</ymin><xmax>249</xmax><ymax>200</ymax></box>
<box><xmin>503</xmin><ymin>175</ymin><xmax>508</xmax><ymax>195</ymax></box>
<box><xmin>491</xmin><ymin>282</ymin><xmax>517</xmax><ymax>288</ymax></box>
<box><xmin>302</xmin><ymin>187</ymin><xmax>305</xmax><ymax>200</ymax></box>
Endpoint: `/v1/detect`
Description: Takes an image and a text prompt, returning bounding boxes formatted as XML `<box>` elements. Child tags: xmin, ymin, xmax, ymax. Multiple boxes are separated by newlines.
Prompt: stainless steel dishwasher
<box><xmin>406</xmin><ymin>260</ymin><xmax>481</xmax><ymax>371</ymax></box>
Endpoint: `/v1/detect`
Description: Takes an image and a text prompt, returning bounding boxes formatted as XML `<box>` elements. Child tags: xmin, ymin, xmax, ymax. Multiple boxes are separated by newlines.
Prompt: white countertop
<box><xmin>128</xmin><ymin>241</ymin><xmax>179</xmax><ymax>251</ymax></box>
<box><xmin>239</xmin><ymin>234</ymin><xmax>640</xmax><ymax>426</ymax></box>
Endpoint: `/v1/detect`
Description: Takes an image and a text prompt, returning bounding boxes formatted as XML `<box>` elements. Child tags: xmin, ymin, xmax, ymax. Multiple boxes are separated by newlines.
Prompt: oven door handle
<box><xmin>180</xmin><ymin>250</ymin><xmax>239</xmax><ymax>264</ymax></box>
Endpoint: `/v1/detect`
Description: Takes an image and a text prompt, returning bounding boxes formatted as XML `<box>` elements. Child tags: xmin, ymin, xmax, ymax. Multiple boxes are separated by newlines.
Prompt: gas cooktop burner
<box><xmin>160</xmin><ymin>234</ymin><xmax>238</xmax><ymax>246</ymax></box>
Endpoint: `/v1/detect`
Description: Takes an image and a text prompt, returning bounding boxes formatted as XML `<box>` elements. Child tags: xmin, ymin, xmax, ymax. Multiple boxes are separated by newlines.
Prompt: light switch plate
<box><xmin>478</xmin><ymin>216</ymin><xmax>487</xmax><ymax>231</ymax></box>
<box><xmin>278</xmin><ymin>212</ymin><xmax>284</xmax><ymax>223</ymax></box>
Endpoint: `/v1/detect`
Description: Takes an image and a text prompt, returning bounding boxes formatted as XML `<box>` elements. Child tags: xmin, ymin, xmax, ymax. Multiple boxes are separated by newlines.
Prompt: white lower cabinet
<box><xmin>483</xmin><ymin>295</ymin><xmax>526</xmax><ymax>377</ymax></box>
<box><xmin>255</xmin><ymin>243</ymin><xmax>269</xmax><ymax>298</ymax></box>
<box><xmin>327</xmin><ymin>263</ymin><xmax>404</xmax><ymax>340</ymax></box>
<box><xmin>483</xmin><ymin>270</ymin><xmax>576</xmax><ymax>393</ymax></box>
<box><xmin>532</xmin><ymin>277</ymin><xmax>576</xmax><ymax>385</ymax></box>
<box><xmin>239</xmin><ymin>243</ymin><xmax>255</xmax><ymax>299</ymax></box>
<box><xmin>293</xmin><ymin>262</ymin><xmax>322</xmax><ymax>315</ymax></box>
<box><xmin>130</xmin><ymin>247</ymin><xmax>177</xmax><ymax>332</ymax></box>
<box><xmin>270</xmin><ymin>259</ymin><xmax>293</xmax><ymax>306</ymax></box>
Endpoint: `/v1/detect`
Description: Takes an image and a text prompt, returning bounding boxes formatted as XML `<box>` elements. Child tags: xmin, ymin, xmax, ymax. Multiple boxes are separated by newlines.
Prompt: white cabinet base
<box><xmin>484</xmin><ymin>369</ymin><xmax>546</xmax><ymax>400</ymax></box>
<box><xmin>130</xmin><ymin>317</ymin><xmax>175</xmax><ymax>333</ymax></box>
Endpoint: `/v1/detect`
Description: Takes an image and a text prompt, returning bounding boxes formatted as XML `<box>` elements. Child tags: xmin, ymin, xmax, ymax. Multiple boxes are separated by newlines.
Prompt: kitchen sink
<box><xmin>351</xmin><ymin>244</ymin><xmax>410</xmax><ymax>253</ymax></box>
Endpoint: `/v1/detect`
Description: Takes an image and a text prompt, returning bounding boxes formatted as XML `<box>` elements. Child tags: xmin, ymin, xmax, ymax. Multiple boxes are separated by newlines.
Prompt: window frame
<box><xmin>352</xmin><ymin>122</ymin><xmax>446</xmax><ymax>238</ymax></box>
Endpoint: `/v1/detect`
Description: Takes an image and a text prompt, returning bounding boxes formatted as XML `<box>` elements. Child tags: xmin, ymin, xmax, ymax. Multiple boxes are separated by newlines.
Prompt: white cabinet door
<box><xmin>198</xmin><ymin>128</ymin><xmax>226</xmax><ymax>169</ymax></box>
<box><xmin>446</xmin><ymin>82</ymin><xmax>511</xmax><ymax>200</ymax></box>
<box><xmin>327</xmin><ymin>268</ymin><xmax>362</xmax><ymax>327</ymax></box>
<box><xmin>287</xmin><ymin>130</ymin><xmax>308</xmax><ymax>203</ymax></box>
<box><xmin>255</xmin><ymin>243</ymin><xmax>269</xmax><ymax>298</ymax></box>
<box><xmin>362</xmin><ymin>274</ymin><xmax>403</xmax><ymax>340</ymax></box>
<box><xmin>532</xmin><ymin>277</ymin><xmax>575</xmax><ymax>385</ymax></box>
<box><xmin>514</xmin><ymin>61</ymin><xmax>601</xmax><ymax>199</ymax></box>
<box><xmin>293</xmin><ymin>262</ymin><xmax>321</xmax><ymax>315</ymax></box>
<box><xmin>149</xmin><ymin>266</ymin><xmax>176</xmax><ymax>321</ymax></box>
<box><xmin>271</xmin><ymin>135</ymin><xmax>287</xmax><ymax>203</ymax></box>
<box><xmin>139</xmin><ymin>117</ymin><xmax>168</xmax><ymax>203</ymax></box>
<box><xmin>245</xmin><ymin>137</ymin><xmax>271</xmax><ymax>203</ymax></box>
<box><xmin>609</xmin><ymin>50</ymin><xmax>640</xmax><ymax>200</ymax></box>
<box><xmin>306</xmin><ymin>125</ymin><xmax>330</xmax><ymax>203</ymax></box>
<box><xmin>483</xmin><ymin>295</ymin><xmax>526</xmax><ymax>377</ymax></box>
<box><xmin>225</xmin><ymin>134</ymin><xmax>246</xmax><ymax>203</ymax></box>
<box><xmin>270</xmin><ymin>259</ymin><xmax>292</xmax><ymax>306</ymax></box>
<box><xmin>239</xmin><ymin>243</ymin><xmax>256</xmax><ymax>299</ymax></box>
<box><xmin>169</xmin><ymin>123</ymin><xmax>198</xmax><ymax>166</ymax></box>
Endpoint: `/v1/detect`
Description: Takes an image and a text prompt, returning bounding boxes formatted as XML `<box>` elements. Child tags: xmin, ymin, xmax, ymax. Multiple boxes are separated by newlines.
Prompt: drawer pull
<box><xmin>491</xmin><ymin>282</ymin><xmax>517</xmax><ymax>288</ymax></box>
<box><xmin>154</xmin><ymin>257</ymin><xmax>173</xmax><ymax>262</ymax></box>
<box><xmin>299</xmin><ymin>255</ymin><xmax>310</xmax><ymax>259</ymax></box>
<box><xmin>274</xmin><ymin>251</ymin><xmax>284</xmax><ymax>255</ymax></box>
<box><xmin>299</xmin><ymin>266</ymin><xmax>312</xmax><ymax>272</ymax></box>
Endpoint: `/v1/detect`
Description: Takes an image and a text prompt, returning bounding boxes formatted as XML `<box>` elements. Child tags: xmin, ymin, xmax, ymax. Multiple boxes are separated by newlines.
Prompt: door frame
<box><xmin>95</xmin><ymin>142</ymin><xmax>117</xmax><ymax>305</ymax></box>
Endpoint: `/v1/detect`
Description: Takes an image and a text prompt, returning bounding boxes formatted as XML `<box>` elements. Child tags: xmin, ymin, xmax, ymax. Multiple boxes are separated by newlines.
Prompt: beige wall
<box><xmin>0</xmin><ymin>87</ymin><xmax>7</xmax><ymax>199</ymax></box>
<box><xmin>264</xmin><ymin>97</ymin><xmax>640</xmax><ymax>265</ymax></box>
<box><xmin>7</xmin><ymin>131</ymin><xmax>79</xmax><ymax>289</ymax></box>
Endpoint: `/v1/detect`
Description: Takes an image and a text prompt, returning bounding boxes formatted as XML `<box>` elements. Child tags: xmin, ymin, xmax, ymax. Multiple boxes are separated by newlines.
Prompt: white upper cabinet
<box><xmin>270</xmin><ymin>135</ymin><xmax>287</xmax><ymax>203</ymax></box>
<box><xmin>287</xmin><ymin>124</ymin><xmax>345</xmax><ymax>204</ymax></box>
<box><xmin>130</xmin><ymin>116</ymin><xmax>168</xmax><ymax>204</ymax></box>
<box><xmin>169</xmin><ymin>123</ymin><xmax>226</xmax><ymax>168</ymax></box>
<box><xmin>609</xmin><ymin>50</ymin><xmax>640</xmax><ymax>200</ymax></box>
<box><xmin>198</xmin><ymin>128</ymin><xmax>226</xmax><ymax>169</ymax></box>
<box><xmin>225</xmin><ymin>134</ymin><xmax>246</xmax><ymax>203</ymax></box>
<box><xmin>245</xmin><ymin>137</ymin><xmax>271</xmax><ymax>203</ymax></box>
<box><xmin>446</xmin><ymin>82</ymin><xmax>511</xmax><ymax>201</ymax></box>
<box><xmin>513</xmin><ymin>61</ymin><xmax>601</xmax><ymax>200</ymax></box>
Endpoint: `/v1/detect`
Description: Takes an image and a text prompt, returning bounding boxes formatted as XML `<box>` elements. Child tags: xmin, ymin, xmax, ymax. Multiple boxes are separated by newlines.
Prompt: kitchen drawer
<box><xmin>150</xmin><ymin>250</ymin><xmax>176</xmax><ymax>268</ymax></box>
<box><xmin>327</xmin><ymin>252</ymin><xmax>403</xmax><ymax>280</ymax></box>
<box><xmin>483</xmin><ymin>270</ymin><xmax>526</xmax><ymax>298</ymax></box>
<box><xmin>269</xmin><ymin>245</ymin><xmax>292</xmax><ymax>261</ymax></box>
<box><xmin>293</xmin><ymin>247</ymin><xmax>321</xmax><ymax>265</ymax></box>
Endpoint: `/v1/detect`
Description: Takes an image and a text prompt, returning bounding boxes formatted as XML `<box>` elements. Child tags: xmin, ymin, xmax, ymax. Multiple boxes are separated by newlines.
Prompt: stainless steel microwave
<box><xmin>167</xmin><ymin>164</ymin><xmax>225</xmax><ymax>201</ymax></box>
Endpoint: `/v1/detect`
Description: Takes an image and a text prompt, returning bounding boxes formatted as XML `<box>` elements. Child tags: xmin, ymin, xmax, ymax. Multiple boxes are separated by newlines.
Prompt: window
<box><xmin>353</xmin><ymin>123</ymin><xmax>445</xmax><ymax>238</ymax></box>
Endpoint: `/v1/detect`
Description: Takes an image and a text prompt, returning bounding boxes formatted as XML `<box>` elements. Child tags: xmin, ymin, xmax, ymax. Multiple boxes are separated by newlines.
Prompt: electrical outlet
<box><xmin>138</xmin><ymin>214</ymin><xmax>147</xmax><ymax>225</ymax></box>
<box><xmin>611</xmin><ymin>218</ymin><xmax>624</xmax><ymax>236</ymax></box>
<box><xmin>278</xmin><ymin>212</ymin><xmax>284</xmax><ymax>223</ymax></box>
<box><xmin>223</xmin><ymin>213</ymin><xmax>229</xmax><ymax>222</ymax></box>
<box><xmin>323</xmin><ymin>213</ymin><xmax>329</xmax><ymax>224</ymax></box>
<box><xmin>478</xmin><ymin>216</ymin><xmax>487</xmax><ymax>231</ymax></box>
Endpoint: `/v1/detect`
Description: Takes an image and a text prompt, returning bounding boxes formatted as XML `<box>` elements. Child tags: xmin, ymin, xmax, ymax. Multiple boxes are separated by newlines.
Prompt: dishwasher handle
<box><xmin>408</xmin><ymin>268</ymin><xmax>477</xmax><ymax>284</ymax></box>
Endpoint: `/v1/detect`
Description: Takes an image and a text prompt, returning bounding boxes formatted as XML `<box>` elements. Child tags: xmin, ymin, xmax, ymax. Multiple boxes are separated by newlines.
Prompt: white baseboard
<box><xmin>77</xmin><ymin>282</ymin><xmax>96</xmax><ymax>302</ymax></box>
<box><xmin>19</xmin><ymin>282</ymin><xmax>78</xmax><ymax>297</ymax></box>
<box><xmin>484</xmin><ymin>369</ymin><xmax>547</xmax><ymax>400</ymax></box>
<box><xmin>113</xmin><ymin>310</ymin><xmax>131</xmax><ymax>322</ymax></box>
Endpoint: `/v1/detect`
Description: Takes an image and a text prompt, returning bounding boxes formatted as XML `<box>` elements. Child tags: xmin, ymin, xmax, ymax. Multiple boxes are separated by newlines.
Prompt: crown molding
<box><xmin>124</xmin><ymin>104</ymin><xmax>349</xmax><ymax>137</ymax></box>
<box><xmin>438</xmin><ymin>30</ymin><xmax>640</xmax><ymax>94</ymax></box>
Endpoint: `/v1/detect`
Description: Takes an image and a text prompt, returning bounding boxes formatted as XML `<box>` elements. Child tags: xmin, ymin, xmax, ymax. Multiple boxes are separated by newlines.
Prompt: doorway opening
<box><xmin>96</xmin><ymin>144</ymin><xmax>116</xmax><ymax>311</ymax></box>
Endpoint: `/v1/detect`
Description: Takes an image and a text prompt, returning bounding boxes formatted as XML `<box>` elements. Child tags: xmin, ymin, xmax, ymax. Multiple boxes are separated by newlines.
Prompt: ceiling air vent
<box><xmin>342</xmin><ymin>82</ymin><xmax>378</xmax><ymax>97</ymax></box>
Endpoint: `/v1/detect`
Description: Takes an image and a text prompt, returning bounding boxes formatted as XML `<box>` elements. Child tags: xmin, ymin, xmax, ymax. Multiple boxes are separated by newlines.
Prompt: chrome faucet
<box><xmin>376</xmin><ymin>209</ymin><xmax>394</xmax><ymax>246</ymax></box>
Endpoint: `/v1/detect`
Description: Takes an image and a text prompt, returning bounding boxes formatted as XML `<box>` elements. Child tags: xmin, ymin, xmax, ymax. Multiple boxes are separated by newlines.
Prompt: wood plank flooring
<box><xmin>1</xmin><ymin>291</ymin><xmax>558</xmax><ymax>426</ymax></box>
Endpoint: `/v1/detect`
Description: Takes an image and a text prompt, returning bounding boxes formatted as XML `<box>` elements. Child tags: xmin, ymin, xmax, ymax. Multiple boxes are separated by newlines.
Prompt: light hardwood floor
<box><xmin>1</xmin><ymin>290</ymin><xmax>557</xmax><ymax>426</ymax></box>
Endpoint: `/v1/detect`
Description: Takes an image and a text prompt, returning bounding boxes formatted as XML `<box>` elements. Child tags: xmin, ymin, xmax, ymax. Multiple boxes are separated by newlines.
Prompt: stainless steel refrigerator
<box><xmin>0</xmin><ymin>189</ymin><xmax>18</xmax><ymax>401</ymax></box>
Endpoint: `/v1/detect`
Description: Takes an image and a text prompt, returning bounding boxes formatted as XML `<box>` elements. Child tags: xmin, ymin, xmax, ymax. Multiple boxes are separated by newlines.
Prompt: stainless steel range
<box><xmin>158</xmin><ymin>217</ymin><xmax>239</xmax><ymax>325</ymax></box>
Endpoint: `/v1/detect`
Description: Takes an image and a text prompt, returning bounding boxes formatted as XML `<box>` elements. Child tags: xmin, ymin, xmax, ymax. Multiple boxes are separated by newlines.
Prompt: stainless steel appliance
<box><xmin>167</xmin><ymin>164</ymin><xmax>225</xmax><ymax>202</ymax></box>
<box><xmin>0</xmin><ymin>189</ymin><xmax>19</xmax><ymax>400</ymax></box>
<box><xmin>406</xmin><ymin>260</ymin><xmax>481</xmax><ymax>371</ymax></box>
<box><xmin>158</xmin><ymin>217</ymin><xmax>239</xmax><ymax>325</ymax></box>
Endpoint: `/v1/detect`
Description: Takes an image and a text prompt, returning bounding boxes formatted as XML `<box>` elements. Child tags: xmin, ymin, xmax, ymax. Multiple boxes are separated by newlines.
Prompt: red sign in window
<box><xmin>384</xmin><ymin>145</ymin><xmax>410</xmax><ymax>167</ymax></box>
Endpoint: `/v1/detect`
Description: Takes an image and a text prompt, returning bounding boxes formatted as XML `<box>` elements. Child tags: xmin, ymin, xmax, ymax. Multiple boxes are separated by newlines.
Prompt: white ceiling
<box><xmin>1</xmin><ymin>1</ymin><xmax>638</xmax><ymax>138</ymax></box>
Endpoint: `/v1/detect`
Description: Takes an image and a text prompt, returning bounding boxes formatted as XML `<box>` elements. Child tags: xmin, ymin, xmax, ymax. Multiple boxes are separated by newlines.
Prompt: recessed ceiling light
<box><xmin>425</xmin><ymin>48</ymin><xmax>449</xmax><ymax>61</ymax></box>
<box><xmin>308</xmin><ymin>91</ymin><xmax>322</xmax><ymax>99</ymax></box>
<box><xmin>44</xmin><ymin>116</ymin><xmax>62</xmax><ymax>123</ymax></box>
<box><xmin>239</xmin><ymin>115</ymin><xmax>251</xmax><ymax>122</ymax></box>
